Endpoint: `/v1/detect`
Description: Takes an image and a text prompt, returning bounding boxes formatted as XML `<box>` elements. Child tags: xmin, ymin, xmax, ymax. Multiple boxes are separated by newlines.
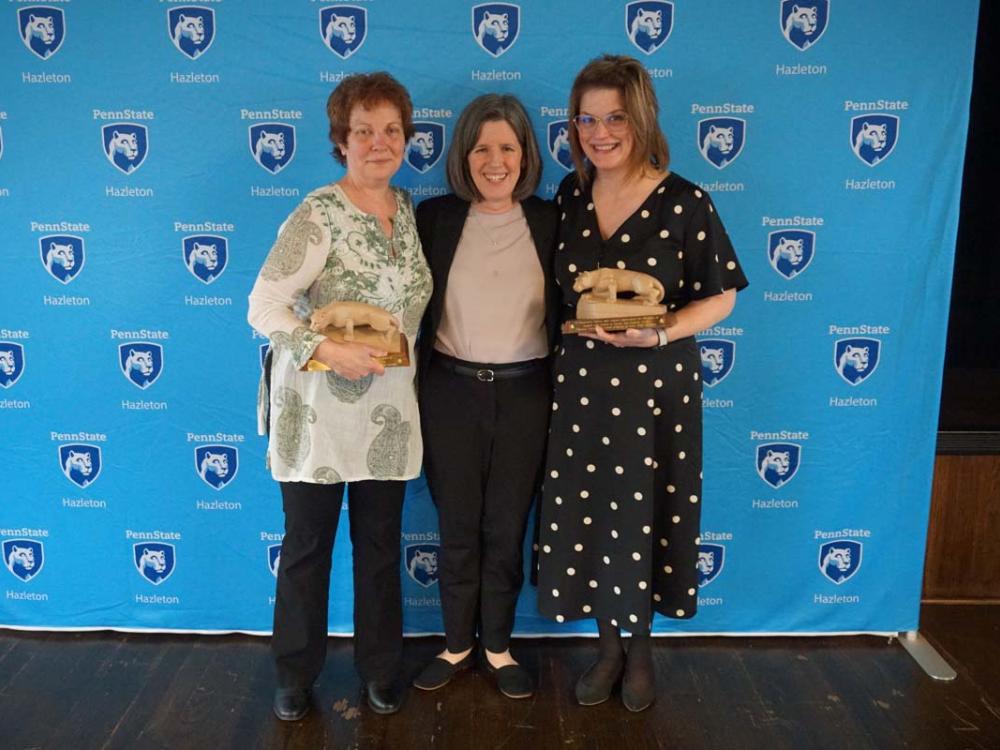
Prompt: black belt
<box><xmin>432</xmin><ymin>352</ymin><xmax>546</xmax><ymax>382</ymax></box>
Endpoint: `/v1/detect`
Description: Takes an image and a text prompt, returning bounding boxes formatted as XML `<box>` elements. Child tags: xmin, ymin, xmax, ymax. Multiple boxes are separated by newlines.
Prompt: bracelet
<box><xmin>656</xmin><ymin>328</ymin><xmax>669</xmax><ymax>347</ymax></box>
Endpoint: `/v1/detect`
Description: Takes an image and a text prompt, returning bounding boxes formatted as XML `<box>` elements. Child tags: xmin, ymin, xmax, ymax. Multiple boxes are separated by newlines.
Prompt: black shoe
<box><xmin>621</xmin><ymin>672</ymin><xmax>655</xmax><ymax>713</ymax></box>
<box><xmin>273</xmin><ymin>687</ymin><xmax>312</xmax><ymax>721</ymax></box>
<box><xmin>364</xmin><ymin>681</ymin><xmax>405</xmax><ymax>715</ymax></box>
<box><xmin>481</xmin><ymin>651</ymin><xmax>534</xmax><ymax>699</ymax></box>
<box><xmin>574</xmin><ymin>658</ymin><xmax>624</xmax><ymax>706</ymax></box>
<box><xmin>413</xmin><ymin>652</ymin><xmax>475</xmax><ymax>691</ymax></box>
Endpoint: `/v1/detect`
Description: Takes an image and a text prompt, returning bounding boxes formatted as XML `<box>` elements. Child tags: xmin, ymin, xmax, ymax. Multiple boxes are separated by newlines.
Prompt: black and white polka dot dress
<box><xmin>536</xmin><ymin>172</ymin><xmax>747</xmax><ymax>632</ymax></box>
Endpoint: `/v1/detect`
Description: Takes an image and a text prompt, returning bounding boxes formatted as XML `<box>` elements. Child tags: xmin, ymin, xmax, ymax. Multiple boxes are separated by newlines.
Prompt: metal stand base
<box><xmin>898</xmin><ymin>630</ymin><xmax>957</xmax><ymax>681</ymax></box>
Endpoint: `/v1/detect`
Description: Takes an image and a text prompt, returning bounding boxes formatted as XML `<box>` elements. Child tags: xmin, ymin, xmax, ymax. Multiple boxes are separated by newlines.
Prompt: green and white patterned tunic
<box><xmin>248</xmin><ymin>183</ymin><xmax>432</xmax><ymax>483</ymax></box>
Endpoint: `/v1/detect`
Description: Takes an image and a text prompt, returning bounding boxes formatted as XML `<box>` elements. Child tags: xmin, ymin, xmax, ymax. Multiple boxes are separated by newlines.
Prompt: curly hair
<box><xmin>325</xmin><ymin>72</ymin><xmax>414</xmax><ymax>165</ymax></box>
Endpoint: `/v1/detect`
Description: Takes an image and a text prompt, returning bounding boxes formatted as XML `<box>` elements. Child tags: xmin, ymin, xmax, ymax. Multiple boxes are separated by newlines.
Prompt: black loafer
<box><xmin>482</xmin><ymin>654</ymin><xmax>534</xmax><ymax>699</ymax></box>
<box><xmin>364</xmin><ymin>681</ymin><xmax>405</xmax><ymax>715</ymax></box>
<box><xmin>413</xmin><ymin>652</ymin><xmax>475</xmax><ymax>691</ymax></box>
<box><xmin>621</xmin><ymin>674</ymin><xmax>655</xmax><ymax>713</ymax></box>
<box><xmin>574</xmin><ymin>658</ymin><xmax>624</xmax><ymax>706</ymax></box>
<box><xmin>273</xmin><ymin>687</ymin><xmax>312</xmax><ymax>721</ymax></box>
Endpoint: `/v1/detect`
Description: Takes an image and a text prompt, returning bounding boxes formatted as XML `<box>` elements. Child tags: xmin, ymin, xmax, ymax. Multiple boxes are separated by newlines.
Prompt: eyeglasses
<box><xmin>572</xmin><ymin>112</ymin><xmax>630</xmax><ymax>134</ymax></box>
<box><xmin>349</xmin><ymin>124</ymin><xmax>405</xmax><ymax>143</ymax></box>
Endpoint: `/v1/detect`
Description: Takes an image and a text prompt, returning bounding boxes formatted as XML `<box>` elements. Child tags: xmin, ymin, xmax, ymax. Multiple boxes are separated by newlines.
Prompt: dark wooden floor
<box><xmin>1</xmin><ymin>604</ymin><xmax>998</xmax><ymax>750</ymax></box>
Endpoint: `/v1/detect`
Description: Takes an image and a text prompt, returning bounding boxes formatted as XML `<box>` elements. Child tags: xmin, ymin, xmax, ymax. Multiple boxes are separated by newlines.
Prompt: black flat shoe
<box><xmin>574</xmin><ymin>658</ymin><xmax>624</xmax><ymax>706</ymax></box>
<box><xmin>413</xmin><ymin>652</ymin><xmax>475</xmax><ymax>691</ymax></box>
<box><xmin>482</xmin><ymin>652</ymin><xmax>534</xmax><ymax>699</ymax></box>
<box><xmin>273</xmin><ymin>687</ymin><xmax>312</xmax><ymax>721</ymax></box>
<box><xmin>364</xmin><ymin>681</ymin><xmax>405</xmax><ymax>714</ymax></box>
<box><xmin>621</xmin><ymin>673</ymin><xmax>655</xmax><ymax>713</ymax></box>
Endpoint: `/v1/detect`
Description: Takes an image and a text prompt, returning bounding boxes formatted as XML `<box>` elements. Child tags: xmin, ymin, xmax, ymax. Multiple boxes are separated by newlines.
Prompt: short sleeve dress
<box><xmin>536</xmin><ymin>172</ymin><xmax>747</xmax><ymax>631</ymax></box>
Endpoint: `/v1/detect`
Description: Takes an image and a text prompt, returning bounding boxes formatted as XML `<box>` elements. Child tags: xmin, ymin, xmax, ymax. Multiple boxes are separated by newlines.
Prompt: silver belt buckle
<box><xmin>476</xmin><ymin>368</ymin><xmax>495</xmax><ymax>382</ymax></box>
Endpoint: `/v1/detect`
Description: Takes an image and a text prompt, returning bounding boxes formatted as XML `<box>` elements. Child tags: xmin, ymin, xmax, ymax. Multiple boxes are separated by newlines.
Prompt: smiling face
<box><xmin>577</xmin><ymin>87</ymin><xmax>635</xmax><ymax>178</ymax></box>
<box><xmin>338</xmin><ymin>101</ymin><xmax>406</xmax><ymax>187</ymax></box>
<box><xmin>467</xmin><ymin>119</ymin><xmax>523</xmax><ymax>211</ymax></box>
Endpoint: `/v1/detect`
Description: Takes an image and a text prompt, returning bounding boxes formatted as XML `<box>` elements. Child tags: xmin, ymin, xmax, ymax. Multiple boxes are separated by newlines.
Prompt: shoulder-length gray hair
<box><xmin>446</xmin><ymin>94</ymin><xmax>542</xmax><ymax>203</ymax></box>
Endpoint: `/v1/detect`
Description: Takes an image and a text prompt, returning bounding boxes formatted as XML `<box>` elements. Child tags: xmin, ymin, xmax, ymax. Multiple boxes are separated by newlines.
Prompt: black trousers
<box><xmin>271</xmin><ymin>479</ymin><xmax>404</xmax><ymax>688</ymax></box>
<box><xmin>420</xmin><ymin>354</ymin><xmax>551</xmax><ymax>653</ymax></box>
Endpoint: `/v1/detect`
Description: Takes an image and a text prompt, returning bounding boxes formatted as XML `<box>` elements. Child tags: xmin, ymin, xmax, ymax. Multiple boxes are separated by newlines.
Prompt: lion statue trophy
<box><xmin>562</xmin><ymin>268</ymin><xmax>675</xmax><ymax>335</ymax></box>
<box><xmin>306</xmin><ymin>300</ymin><xmax>408</xmax><ymax>369</ymax></box>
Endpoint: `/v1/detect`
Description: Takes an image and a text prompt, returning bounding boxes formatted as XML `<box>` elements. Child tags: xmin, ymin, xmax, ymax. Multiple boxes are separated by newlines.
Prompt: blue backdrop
<box><xmin>0</xmin><ymin>0</ymin><xmax>979</xmax><ymax>636</ymax></box>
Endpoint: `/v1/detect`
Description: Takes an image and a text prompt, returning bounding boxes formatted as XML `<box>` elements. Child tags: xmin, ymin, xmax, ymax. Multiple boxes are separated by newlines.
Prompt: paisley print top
<box><xmin>248</xmin><ymin>184</ymin><xmax>432</xmax><ymax>483</ymax></box>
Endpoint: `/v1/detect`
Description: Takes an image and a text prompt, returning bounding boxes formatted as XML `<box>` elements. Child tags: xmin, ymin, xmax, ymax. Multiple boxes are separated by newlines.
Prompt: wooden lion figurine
<box><xmin>573</xmin><ymin>268</ymin><xmax>665</xmax><ymax>306</ymax></box>
<box><xmin>310</xmin><ymin>300</ymin><xmax>399</xmax><ymax>342</ymax></box>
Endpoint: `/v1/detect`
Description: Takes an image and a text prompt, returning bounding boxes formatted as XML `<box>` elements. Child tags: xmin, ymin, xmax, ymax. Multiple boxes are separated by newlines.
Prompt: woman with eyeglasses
<box><xmin>535</xmin><ymin>54</ymin><xmax>747</xmax><ymax>712</ymax></box>
<box><xmin>248</xmin><ymin>72</ymin><xmax>432</xmax><ymax>721</ymax></box>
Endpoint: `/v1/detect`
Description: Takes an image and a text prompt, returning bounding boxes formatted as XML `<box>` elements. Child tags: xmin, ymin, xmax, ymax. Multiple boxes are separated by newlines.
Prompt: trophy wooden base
<box><xmin>562</xmin><ymin>296</ymin><xmax>675</xmax><ymax>334</ymax></box>
<box><xmin>305</xmin><ymin>328</ymin><xmax>410</xmax><ymax>370</ymax></box>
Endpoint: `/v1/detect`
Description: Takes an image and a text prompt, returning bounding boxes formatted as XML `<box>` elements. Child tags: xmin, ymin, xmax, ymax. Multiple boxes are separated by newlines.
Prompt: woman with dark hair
<box><xmin>248</xmin><ymin>71</ymin><xmax>432</xmax><ymax>720</ymax></box>
<box><xmin>412</xmin><ymin>93</ymin><xmax>558</xmax><ymax>699</ymax></box>
<box><xmin>535</xmin><ymin>54</ymin><xmax>747</xmax><ymax>711</ymax></box>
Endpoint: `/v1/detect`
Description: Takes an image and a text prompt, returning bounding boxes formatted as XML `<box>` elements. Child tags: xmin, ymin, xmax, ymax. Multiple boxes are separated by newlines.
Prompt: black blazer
<box><xmin>415</xmin><ymin>193</ymin><xmax>560</xmax><ymax>378</ymax></box>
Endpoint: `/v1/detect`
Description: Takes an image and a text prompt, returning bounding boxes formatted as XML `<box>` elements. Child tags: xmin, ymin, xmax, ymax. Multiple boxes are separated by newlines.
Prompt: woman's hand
<box><xmin>311</xmin><ymin>338</ymin><xmax>387</xmax><ymax>380</ymax></box>
<box><xmin>581</xmin><ymin>326</ymin><xmax>660</xmax><ymax>348</ymax></box>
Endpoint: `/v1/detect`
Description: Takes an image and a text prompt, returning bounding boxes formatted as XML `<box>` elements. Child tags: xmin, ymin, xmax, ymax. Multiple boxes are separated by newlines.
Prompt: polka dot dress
<box><xmin>537</xmin><ymin>172</ymin><xmax>747</xmax><ymax>631</ymax></box>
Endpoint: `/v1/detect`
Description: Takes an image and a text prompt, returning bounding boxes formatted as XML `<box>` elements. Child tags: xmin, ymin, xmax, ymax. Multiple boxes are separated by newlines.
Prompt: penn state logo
<box><xmin>182</xmin><ymin>235</ymin><xmax>228</xmax><ymax>284</ymax></box>
<box><xmin>698</xmin><ymin>339</ymin><xmax>735</xmax><ymax>387</ymax></box>
<box><xmin>260</xmin><ymin>343</ymin><xmax>270</xmax><ymax>371</ymax></box>
<box><xmin>625</xmin><ymin>1</ymin><xmax>673</xmax><ymax>55</ymax></box>
<box><xmin>851</xmin><ymin>114</ymin><xmax>899</xmax><ymax>167</ymax></box>
<box><xmin>3</xmin><ymin>539</ymin><xmax>44</xmax><ymax>582</ymax></box>
<box><xmin>767</xmin><ymin>230</ymin><xmax>815</xmax><ymax>280</ymax></box>
<box><xmin>834</xmin><ymin>337</ymin><xmax>881</xmax><ymax>386</ymax></box>
<box><xmin>194</xmin><ymin>444</ymin><xmax>239</xmax><ymax>490</ymax></box>
<box><xmin>39</xmin><ymin>234</ymin><xmax>85</xmax><ymax>284</ymax></box>
<box><xmin>819</xmin><ymin>539</ymin><xmax>862</xmax><ymax>585</ymax></box>
<box><xmin>406</xmin><ymin>122</ymin><xmax>445</xmax><ymax>174</ymax></box>
<box><xmin>405</xmin><ymin>543</ymin><xmax>440</xmax><ymax>588</ymax></box>
<box><xmin>756</xmin><ymin>442</ymin><xmax>801</xmax><ymax>489</ymax></box>
<box><xmin>0</xmin><ymin>343</ymin><xmax>26</xmax><ymax>389</ymax></box>
<box><xmin>102</xmin><ymin>123</ymin><xmax>149</xmax><ymax>175</ymax></box>
<box><xmin>472</xmin><ymin>3</ymin><xmax>520</xmax><ymax>58</ymax></box>
<box><xmin>267</xmin><ymin>544</ymin><xmax>281</xmax><ymax>578</ymax></box>
<box><xmin>58</xmin><ymin>443</ymin><xmax>102</xmax><ymax>488</ymax></box>
<box><xmin>249</xmin><ymin>122</ymin><xmax>295</xmax><ymax>174</ymax></box>
<box><xmin>319</xmin><ymin>5</ymin><xmax>367</xmax><ymax>59</ymax></box>
<box><xmin>697</xmin><ymin>543</ymin><xmax>725</xmax><ymax>588</ymax></box>
<box><xmin>698</xmin><ymin>117</ymin><xmax>746</xmax><ymax>169</ymax></box>
<box><xmin>119</xmin><ymin>342</ymin><xmax>164</xmax><ymax>390</ymax></box>
<box><xmin>547</xmin><ymin>120</ymin><xmax>573</xmax><ymax>171</ymax></box>
<box><xmin>18</xmin><ymin>6</ymin><xmax>66</xmax><ymax>60</ymax></box>
<box><xmin>134</xmin><ymin>542</ymin><xmax>176</xmax><ymax>585</ymax></box>
<box><xmin>780</xmin><ymin>1</ymin><xmax>829</xmax><ymax>51</ymax></box>
<box><xmin>167</xmin><ymin>6</ymin><xmax>215</xmax><ymax>60</ymax></box>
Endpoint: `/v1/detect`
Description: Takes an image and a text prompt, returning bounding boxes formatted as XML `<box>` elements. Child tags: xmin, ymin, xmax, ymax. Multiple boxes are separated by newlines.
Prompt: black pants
<box><xmin>420</xmin><ymin>354</ymin><xmax>551</xmax><ymax>653</ymax></box>
<box><xmin>271</xmin><ymin>479</ymin><xmax>404</xmax><ymax>687</ymax></box>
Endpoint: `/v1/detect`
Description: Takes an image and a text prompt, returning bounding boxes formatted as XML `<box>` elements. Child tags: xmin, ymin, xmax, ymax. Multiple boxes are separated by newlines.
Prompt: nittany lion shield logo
<box><xmin>167</xmin><ymin>6</ymin><xmax>215</xmax><ymax>60</ymax></box>
<box><xmin>194</xmin><ymin>444</ymin><xmax>239</xmax><ymax>490</ymax></box>
<box><xmin>756</xmin><ymin>442</ymin><xmax>801</xmax><ymax>489</ymax></box>
<box><xmin>780</xmin><ymin>1</ymin><xmax>829</xmax><ymax>51</ymax></box>
<box><xmin>19</xmin><ymin>6</ymin><xmax>66</xmax><ymax>60</ymax></box>
<box><xmin>406</xmin><ymin>122</ymin><xmax>445</xmax><ymax>174</ymax></box>
<box><xmin>267</xmin><ymin>544</ymin><xmax>281</xmax><ymax>578</ymax></box>
<box><xmin>834</xmin><ymin>337</ymin><xmax>881</xmax><ymax>386</ymax></box>
<box><xmin>134</xmin><ymin>542</ymin><xmax>176</xmax><ymax>585</ymax></box>
<box><xmin>851</xmin><ymin>115</ymin><xmax>899</xmax><ymax>167</ymax></box>
<box><xmin>249</xmin><ymin>122</ymin><xmax>295</xmax><ymax>174</ymax></box>
<box><xmin>102</xmin><ymin>123</ymin><xmax>149</xmax><ymax>175</ymax></box>
<box><xmin>119</xmin><ymin>342</ymin><xmax>164</xmax><ymax>390</ymax></box>
<box><xmin>39</xmin><ymin>234</ymin><xmax>85</xmax><ymax>284</ymax></box>
<box><xmin>319</xmin><ymin>5</ymin><xmax>366</xmax><ymax>58</ymax></box>
<box><xmin>58</xmin><ymin>443</ymin><xmax>102</xmax><ymax>489</ymax></box>
<box><xmin>3</xmin><ymin>539</ymin><xmax>44</xmax><ymax>582</ymax></box>
<box><xmin>548</xmin><ymin>120</ymin><xmax>573</xmax><ymax>171</ymax></box>
<box><xmin>697</xmin><ymin>543</ymin><xmax>725</xmax><ymax>588</ymax></box>
<box><xmin>0</xmin><ymin>343</ymin><xmax>26</xmax><ymax>389</ymax></box>
<box><xmin>698</xmin><ymin>117</ymin><xmax>745</xmax><ymax>170</ymax></box>
<box><xmin>625</xmin><ymin>1</ymin><xmax>673</xmax><ymax>55</ymax></box>
<box><xmin>405</xmin><ymin>543</ymin><xmax>440</xmax><ymax>588</ymax></box>
<box><xmin>472</xmin><ymin>3</ymin><xmax>520</xmax><ymax>58</ymax></box>
<box><xmin>182</xmin><ymin>235</ymin><xmax>228</xmax><ymax>284</ymax></box>
<box><xmin>767</xmin><ymin>230</ymin><xmax>815</xmax><ymax>280</ymax></box>
<box><xmin>819</xmin><ymin>540</ymin><xmax>862</xmax><ymax>585</ymax></box>
<box><xmin>698</xmin><ymin>339</ymin><xmax>735</xmax><ymax>388</ymax></box>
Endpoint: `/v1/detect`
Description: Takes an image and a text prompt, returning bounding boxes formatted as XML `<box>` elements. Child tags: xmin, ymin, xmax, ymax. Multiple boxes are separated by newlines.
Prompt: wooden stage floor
<box><xmin>1</xmin><ymin>603</ymin><xmax>998</xmax><ymax>750</ymax></box>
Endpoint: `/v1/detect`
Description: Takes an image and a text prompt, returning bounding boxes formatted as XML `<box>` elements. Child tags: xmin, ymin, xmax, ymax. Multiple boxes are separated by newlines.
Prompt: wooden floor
<box><xmin>1</xmin><ymin>604</ymin><xmax>998</xmax><ymax>750</ymax></box>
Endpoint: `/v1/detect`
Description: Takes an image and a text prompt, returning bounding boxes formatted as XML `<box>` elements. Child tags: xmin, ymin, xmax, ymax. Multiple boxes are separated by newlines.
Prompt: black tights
<box><xmin>593</xmin><ymin>619</ymin><xmax>654</xmax><ymax>691</ymax></box>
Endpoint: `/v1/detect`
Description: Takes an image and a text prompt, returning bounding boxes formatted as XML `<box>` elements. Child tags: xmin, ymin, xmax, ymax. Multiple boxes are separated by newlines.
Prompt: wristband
<box><xmin>656</xmin><ymin>328</ymin><xmax>669</xmax><ymax>347</ymax></box>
